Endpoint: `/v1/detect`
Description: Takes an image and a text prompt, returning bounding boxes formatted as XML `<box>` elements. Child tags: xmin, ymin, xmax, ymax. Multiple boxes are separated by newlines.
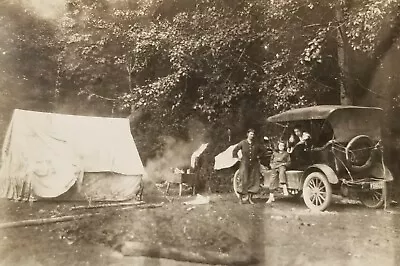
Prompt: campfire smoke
<box><xmin>144</xmin><ymin>120</ymin><xmax>207</xmax><ymax>183</ymax></box>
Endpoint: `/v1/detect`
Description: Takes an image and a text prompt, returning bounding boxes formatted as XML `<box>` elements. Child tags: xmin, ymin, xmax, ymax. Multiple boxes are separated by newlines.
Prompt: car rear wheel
<box><xmin>303</xmin><ymin>172</ymin><xmax>332</xmax><ymax>211</ymax></box>
<box><xmin>359</xmin><ymin>182</ymin><xmax>387</xmax><ymax>209</ymax></box>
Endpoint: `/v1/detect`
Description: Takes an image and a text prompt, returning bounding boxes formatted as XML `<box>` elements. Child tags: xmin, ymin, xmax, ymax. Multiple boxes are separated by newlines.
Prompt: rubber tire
<box><xmin>302</xmin><ymin>172</ymin><xmax>332</xmax><ymax>211</ymax></box>
<box><xmin>288</xmin><ymin>189</ymin><xmax>302</xmax><ymax>200</ymax></box>
<box><xmin>345</xmin><ymin>135</ymin><xmax>374</xmax><ymax>172</ymax></box>
<box><xmin>359</xmin><ymin>182</ymin><xmax>387</xmax><ymax>209</ymax></box>
<box><xmin>233</xmin><ymin>169</ymin><xmax>240</xmax><ymax>199</ymax></box>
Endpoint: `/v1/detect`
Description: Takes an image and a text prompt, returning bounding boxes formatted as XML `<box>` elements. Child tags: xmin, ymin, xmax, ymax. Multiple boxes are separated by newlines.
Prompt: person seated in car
<box><xmin>287</xmin><ymin>126</ymin><xmax>311</xmax><ymax>151</ymax></box>
<box><xmin>287</xmin><ymin>133</ymin><xmax>299</xmax><ymax>154</ymax></box>
<box><xmin>266</xmin><ymin>140</ymin><xmax>291</xmax><ymax>204</ymax></box>
<box><xmin>294</xmin><ymin>126</ymin><xmax>312</xmax><ymax>149</ymax></box>
<box><xmin>288</xmin><ymin>126</ymin><xmax>312</xmax><ymax>168</ymax></box>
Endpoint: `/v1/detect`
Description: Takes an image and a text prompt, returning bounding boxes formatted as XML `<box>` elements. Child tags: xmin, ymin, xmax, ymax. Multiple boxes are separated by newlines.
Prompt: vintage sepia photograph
<box><xmin>0</xmin><ymin>0</ymin><xmax>400</xmax><ymax>265</ymax></box>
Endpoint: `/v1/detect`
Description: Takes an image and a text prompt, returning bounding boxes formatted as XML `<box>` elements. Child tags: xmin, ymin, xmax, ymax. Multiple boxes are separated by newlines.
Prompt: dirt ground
<box><xmin>1</xmin><ymin>182</ymin><xmax>400</xmax><ymax>266</ymax></box>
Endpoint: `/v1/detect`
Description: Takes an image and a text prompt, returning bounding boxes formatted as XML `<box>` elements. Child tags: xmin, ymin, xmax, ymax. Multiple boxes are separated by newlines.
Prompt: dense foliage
<box><xmin>1</xmin><ymin>0</ymin><xmax>400</xmax><ymax>189</ymax></box>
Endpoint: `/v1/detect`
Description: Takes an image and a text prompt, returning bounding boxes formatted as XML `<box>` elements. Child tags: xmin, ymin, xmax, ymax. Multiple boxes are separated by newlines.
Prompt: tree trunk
<box><xmin>355</xmin><ymin>7</ymin><xmax>400</xmax><ymax>98</ymax></box>
<box><xmin>127</xmin><ymin>62</ymin><xmax>133</xmax><ymax>94</ymax></box>
<box><xmin>336</xmin><ymin>2</ymin><xmax>353</xmax><ymax>105</ymax></box>
<box><xmin>54</xmin><ymin>58</ymin><xmax>63</xmax><ymax>109</ymax></box>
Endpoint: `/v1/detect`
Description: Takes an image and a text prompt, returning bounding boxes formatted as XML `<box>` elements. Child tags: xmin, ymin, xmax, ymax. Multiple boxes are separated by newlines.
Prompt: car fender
<box><xmin>383</xmin><ymin>166</ymin><xmax>394</xmax><ymax>182</ymax></box>
<box><xmin>303</xmin><ymin>164</ymin><xmax>339</xmax><ymax>184</ymax></box>
<box><xmin>369</xmin><ymin>162</ymin><xmax>394</xmax><ymax>182</ymax></box>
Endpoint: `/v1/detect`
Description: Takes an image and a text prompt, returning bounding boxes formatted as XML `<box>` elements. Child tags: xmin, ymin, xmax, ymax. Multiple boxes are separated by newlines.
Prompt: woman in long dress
<box><xmin>232</xmin><ymin>129</ymin><xmax>261</xmax><ymax>204</ymax></box>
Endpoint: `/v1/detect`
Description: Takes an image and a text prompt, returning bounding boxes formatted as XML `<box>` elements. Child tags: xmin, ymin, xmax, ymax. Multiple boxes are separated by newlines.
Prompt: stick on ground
<box><xmin>70</xmin><ymin>201</ymin><xmax>145</xmax><ymax>211</ymax></box>
<box><xmin>119</xmin><ymin>202</ymin><xmax>164</xmax><ymax>211</ymax></box>
<box><xmin>0</xmin><ymin>213</ymin><xmax>98</xmax><ymax>229</ymax></box>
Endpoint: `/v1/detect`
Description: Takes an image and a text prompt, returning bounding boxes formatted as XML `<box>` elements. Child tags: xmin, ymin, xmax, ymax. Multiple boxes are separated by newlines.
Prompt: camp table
<box><xmin>165</xmin><ymin>173</ymin><xmax>196</xmax><ymax>196</ymax></box>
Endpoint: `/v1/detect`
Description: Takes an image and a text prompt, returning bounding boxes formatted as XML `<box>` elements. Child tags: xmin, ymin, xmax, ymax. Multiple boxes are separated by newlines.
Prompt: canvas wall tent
<box><xmin>0</xmin><ymin>109</ymin><xmax>145</xmax><ymax>202</ymax></box>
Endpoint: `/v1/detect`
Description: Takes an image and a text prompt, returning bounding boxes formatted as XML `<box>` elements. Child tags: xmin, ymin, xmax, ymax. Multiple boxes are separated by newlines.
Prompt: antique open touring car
<box><xmin>233</xmin><ymin>105</ymin><xmax>393</xmax><ymax>211</ymax></box>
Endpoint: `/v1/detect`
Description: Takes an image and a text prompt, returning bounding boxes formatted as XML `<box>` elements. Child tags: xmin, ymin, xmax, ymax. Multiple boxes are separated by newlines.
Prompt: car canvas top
<box><xmin>267</xmin><ymin>105</ymin><xmax>383</xmax><ymax>123</ymax></box>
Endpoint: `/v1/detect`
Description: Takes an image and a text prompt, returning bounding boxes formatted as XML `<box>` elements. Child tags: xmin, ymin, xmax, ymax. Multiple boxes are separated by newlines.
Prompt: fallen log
<box><xmin>119</xmin><ymin>202</ymin><xmax>164</xmax><ymax>211</ymax></box>
<box><xmin>70</xmin><ymin>201</ymin><xmax>145</xmax><ymax>211</ymax></box>
<box><xmin>0</xmin><ymin>213</ymin><xmax>98</xmax><ymax>229</ymax></box>
<box><xmin>120</xmin><ymin>241</ymin><xmax>258</xmax><ymax>266</ymax></box>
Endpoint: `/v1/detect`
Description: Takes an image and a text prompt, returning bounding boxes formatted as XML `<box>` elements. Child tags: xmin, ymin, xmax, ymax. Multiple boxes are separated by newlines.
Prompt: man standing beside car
<box><xmin>232</xmin><ymin>129</ymin><xmax>261</xmax><ymax>204</ymax></box>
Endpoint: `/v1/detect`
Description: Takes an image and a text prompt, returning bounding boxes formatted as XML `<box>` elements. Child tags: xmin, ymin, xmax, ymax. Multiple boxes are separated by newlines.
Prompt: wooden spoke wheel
<box><xmin>302</xmin><ymin>172</ymin><xmax>332</xmax><ymax>211</ymax></box>
<box><xmin>359</xmin><ymin>182</ymin><xmax>386</xmax><ymax>209</ymax></box>
<box><xmin>233</xmin><ymin>170</ymin><xmax>240</xmax><ymax>198</ymax></box>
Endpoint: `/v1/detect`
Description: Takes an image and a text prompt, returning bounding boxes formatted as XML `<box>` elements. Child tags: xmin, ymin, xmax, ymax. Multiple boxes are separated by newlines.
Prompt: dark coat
<box><xmin>232</xmin><ymin>140</ymin><xmax>261</xmax><ymax>194</ymax></box>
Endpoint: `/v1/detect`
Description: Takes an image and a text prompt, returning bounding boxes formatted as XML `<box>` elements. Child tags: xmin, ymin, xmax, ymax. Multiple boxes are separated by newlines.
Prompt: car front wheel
<box><xmin>303</xmin><ymin>172</ymin><xmax>332</xmax><ymax>211</ymax></box>
<box><xmin>233</xmin><ymin>169</ymin><xmax>240</xmax><ymax>198</ymax></box>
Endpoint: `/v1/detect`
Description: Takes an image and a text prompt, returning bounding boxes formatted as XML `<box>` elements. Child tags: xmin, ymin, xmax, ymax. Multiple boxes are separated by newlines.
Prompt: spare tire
<box><xmin>345</xmin><ymin>135</ymin><xmax>374</xmax><ymax>172</ymax></box>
